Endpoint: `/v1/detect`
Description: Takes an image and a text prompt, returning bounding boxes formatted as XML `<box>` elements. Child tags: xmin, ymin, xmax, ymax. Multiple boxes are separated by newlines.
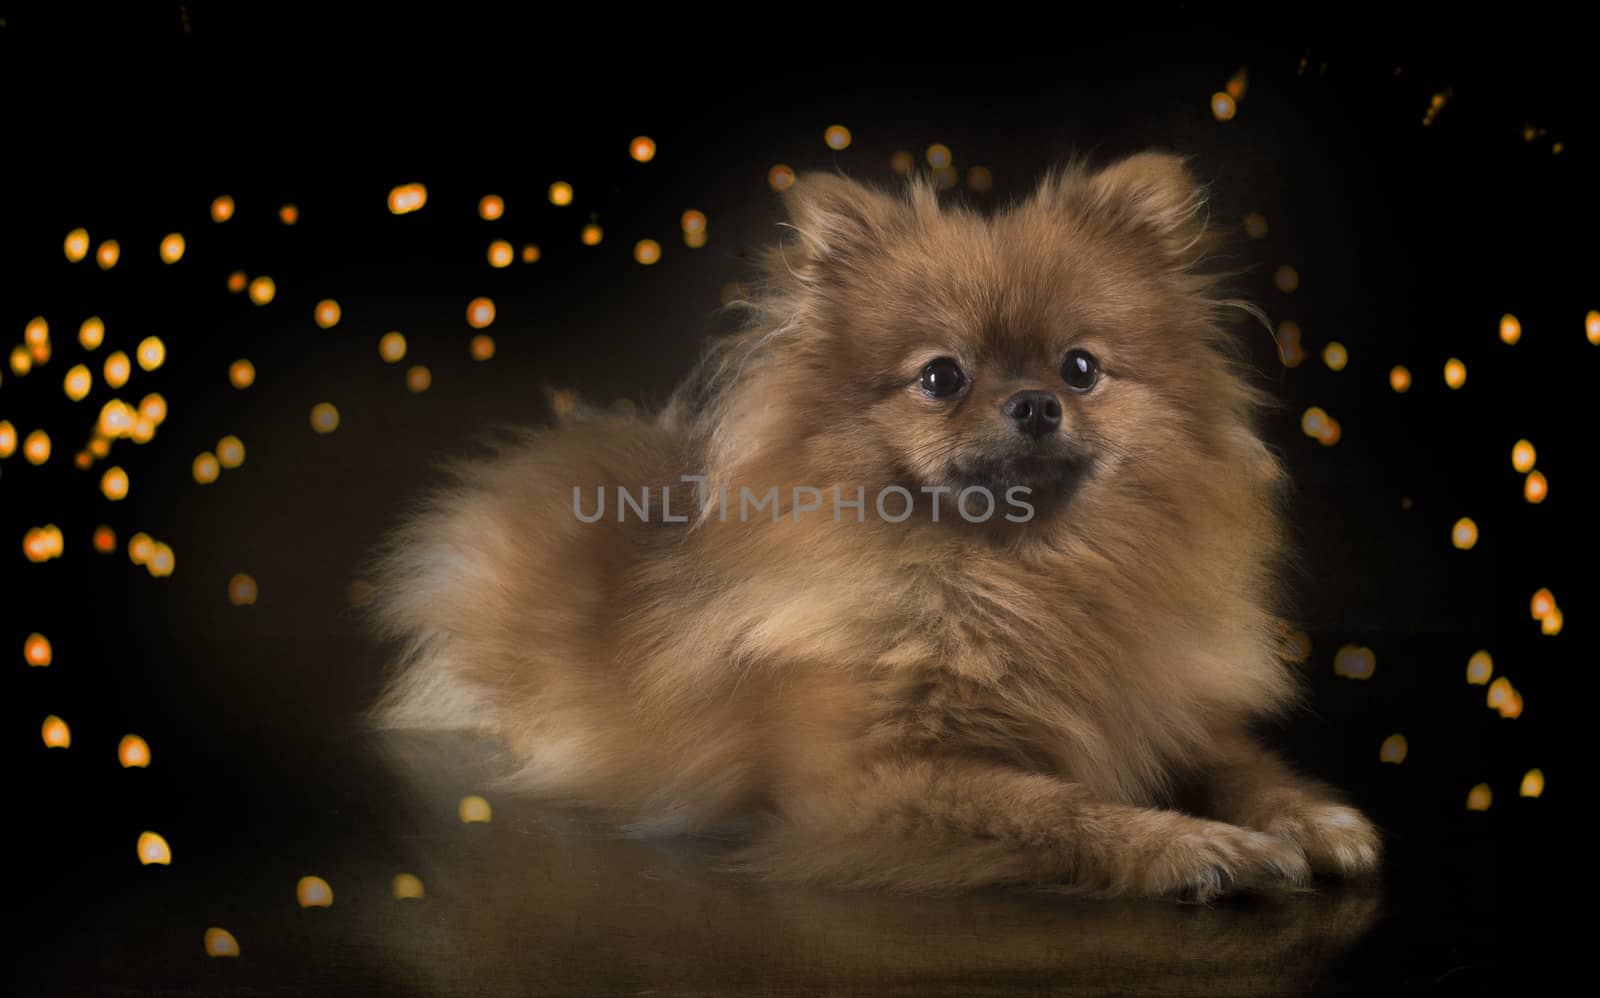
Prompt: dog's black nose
<box><xmin>1002</xmin><ymin>390</ymin><xmax>1062</xmax><ymax>437</ymax></box>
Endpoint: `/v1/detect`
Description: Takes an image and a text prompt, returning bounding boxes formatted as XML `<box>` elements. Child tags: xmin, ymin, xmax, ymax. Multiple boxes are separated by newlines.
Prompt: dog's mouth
<box><xmin>944</xmin><ymin>450</ymin><xmax>1092</xmax><ymax>511</ymax></box>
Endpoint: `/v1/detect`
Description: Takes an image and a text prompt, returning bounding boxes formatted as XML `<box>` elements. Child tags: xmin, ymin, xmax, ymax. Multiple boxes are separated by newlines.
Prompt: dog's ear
<box><xmin>781</xmin><ymin>173</ymin><xmax>905</xmax><ymax>269</ymax></box>
<box><xmin>1042</xmin><ymin>152</ymin><xmax>1212</xmax><ymax>266</ymax></box>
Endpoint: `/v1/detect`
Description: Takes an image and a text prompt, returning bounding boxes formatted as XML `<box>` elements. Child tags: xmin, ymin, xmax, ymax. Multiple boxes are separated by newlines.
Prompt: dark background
<box><xmin>4</xmin><ymin>8</ymin><xmax>1588</xmax><ymax>995</ymax></box>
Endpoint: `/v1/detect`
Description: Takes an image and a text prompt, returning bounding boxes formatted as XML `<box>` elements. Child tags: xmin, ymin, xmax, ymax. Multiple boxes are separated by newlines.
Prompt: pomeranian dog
<box><xmin>372</xmin><ymin>152</ymin><xmax>1380</xmax><ymax>900</ymax></box>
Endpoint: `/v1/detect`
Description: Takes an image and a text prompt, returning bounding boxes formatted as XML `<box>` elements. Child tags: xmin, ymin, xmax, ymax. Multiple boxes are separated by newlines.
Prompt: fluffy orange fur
<box><xmin>371</xmin><ymin>153</ymin><xmax>1380</xmax><ymax>900</ymax></box>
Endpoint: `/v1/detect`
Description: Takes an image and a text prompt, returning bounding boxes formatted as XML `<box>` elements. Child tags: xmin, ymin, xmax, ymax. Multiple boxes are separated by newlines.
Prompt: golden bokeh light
<box><xmin>1530</xmin><ymin>588</ymin><xmax>1555</xmax><ymax>620</ymax></box>
<box><xmin>1524</xmin><ymin>469</ymin><xmax>1547</xmax><ymax>503</ymax></box>
<box><xmin>99</xmin><ymin>398</ymin><xmax>134</xmax><ymax>437</ymax></box>
<box><xmin>1444</xmin><ymin>357</ymin><xmax>1466</xmax><ymax>389</ymax></box>
<box><xmin>93</xmin><ymin>524</ymin><xmax>116</xmax><ymax>554</ymax></box>
<box><xmin>824</xmin><ymin>124</ymin><xmax>851</xmax><ymax>150</ymax></box>
<box><xmin>487</xmin><ymin>240</ymin><xmax>513</xmax><ymax>268</ymax></box>
<box><xmin>1499</xmin><ymin>313</ymin><xmax>1521</xmax><ymax>345</ymax></box>
<box><xmin>97</xmin><ymin>239</ymin><xmax>121</xmax><ymax>269</ymax></box>
<box><xmin>139</xmin><ymin>393</ymin><xmax>168</xmax><ymax>425</ymax></box>
<box><xmin>548</xmin><ymin>181</ymin><xmax>574</xmax><ymax>206</ymax></box>
<box><xmin>1520</xmin><ymin>769</ymin><xmax>1544</xmax><ymax>798</ymax></box>
<box><xmin>229</xmin><ymin>573</ymin><xmax>259</xmax><ymax>606</ymax></box>
<box><xmin>470</xmin><ymin>334</ymin><xmax>495</xmax><ymax>361</ymax></box>
<box><xmin>1540</xmin><ymin>607</ymin><xmax>1563</xmax><ymax>636</ymax></box>
<box><xmin>119</xmin><ymin>734</ymin><xmax>151</xmax><ymax>768</ymax></box>
<box><xmin>43</xmin><ymin>715</ymin><xmax>71</xmax><ymax>748</ymax></box>
<box><xmin>211</xmin><ymin>195</ymin><xmax>235</xmax><ymax>222</ymax></box>
<box><xmin>1466</xmin><ymin>783</ymin><xmax>1492</xmax><ymax>811</ymax></box>
<box><xmin>1322</xmin><ymin>342</ymin><xmax>1348</xmax><ymax>371</ymax></box>
<box><xmin>230</xmin><ymin>358</ymin><xmax>255</xmax><ymax>388</ymax></box>
<box><xmin>26</xmin><ymin>315</ymin><xmax>48</xmax><ymax>346</ymax></box>
<box><xmin>1273</xmin><ymin>265</ymin><xmax>1299</xmax><ymax>293</ymax></box>
<box><xmin>279</xmin><ymin>203</ymin><xmax>299</xmax><ymax>225</ymax></box>
<box><xmin>249</xmin><ymin>275</ymin><xmax>276</xmax><ymax>305</ymax></box>
<box><xmin>1299</xmin><ymin>406</ymin><xmax>1328</xmax><ymax>438</ymax></box>
<box><xmin>131</xmin><ymin>417</ymin><xmax>156</xmax><ymax>445</ymax></box>
<box><xmin>521</xmin><ymin>243</ymin><xmax>541</xmax><ymax>263</ymax></box>
<box><xmin>630</xmin><ymin>136</ymin><xmax>657</xmax><ymax>161</ymax></box>
<box><xmin>967</xmin><ymin>166</ymin><xmax>994</xmax><ymax>193</ymax></box>
<box><xmin>388</xmin><ymin>183</ymin><xmax>428</xmax><ymax>214</ymax></box>
<box><xmin>24</xmin><ymin>524</ymin><xmax>65</xmax><ymax>563</ymax></box>
<box><xmin>1226</xmin><ymin>66</ymin><xmax>1249</xmax><ymax>100</ymax></box>
<box><xmin>25</xmin><ymin>633</ymin><xmax>52</xmax><ymax>667</ymax></box>
<box><xmin>88</xmin><ymin>435</ymin><xmax>111</xmax><ymax>459</ymax></box>
<box><xmin>392</xmin><ymin>873</ymin><xmax>425</xmax><ymax>900</ymax></box>
<box><xmin>216</xmin><ymin>435</ymin><xmax>245</xmax><ymax>468</ymax></box>
<box><xmin>931</xmin><ymin>166</ymin><xmax>958</xmax><ymax>191</ymax></box>
<box><xmin>80</xmin><ymin>315</ymin><xmax>105</xmax><ymax>350</ymax></box>
<box><xmin>193</xmin><ymin>452</ymin><xmax>220</xmax><ymax>484</ymax></box>
<box><xmin>581</xmin><ymin>223</ymin><xmax>603</xmax><ymax>246</ymax></box>
<box><xmin>104</xmin><ymin>351</ymin><xmax>131</xmax><ymax>388</ymax></box>
<box><xmin>310</xmin><ymin>402</ymin><xmax>340</xmax><ymax>434</ymax></box>
<box><xmin>1486</xmin><ymin>676</ymin><xmax>1514</xmax><ymax>711</ymax></box>
<box><xmin>24</xmin><ymin>429</ymin><xmax>51</xmax><ymax>465</ymax></box>
<box><xmin>1243</xmin><ymin>212</ymin><xmax>1268</xmax><ymax>239</ymax></box>
<box><xmin>1333</xmin><ymin>644</ymin><xmax>1376</xmax><ymax>680</ymax></box>
<box><xmin>681</xmin><ymin>210</ymin><xmax>706</xmax><ymax>234</ymax></box>
<box><xmin>1451</xmin><ymin>517</ymin><xmax>1478</xmax><ymax>550</ymax></box>
<box><xmin>467</xmin><ymin>297</ymin><xmax>496</xmax><ymax>328</ymax></box>
<box><xmin>73</xmin><ymin>450</ymin><xmax>93</xmax><ymax>470</ymax></box>
<box><xmin>297</xmin><ymin>876</ymin><xmax>334</xmax><ymax>908</ymax></box>
<box><xmin>1587</xmin><ymin>310</ymin><xmax>1600</xmax><ymax>345</ymax></box>
<box><xmin>64</xmin><ymin>364</ymin><xmax>92</xmax><ymax>401</ymax></box>
<box><xmin>1389</xmin><ymin>365</ymin><xmax>1411</xmax><ymax>392</ymax></box>
<box><xmin>1511</xmin><ymin>439</ymin><xmax>1536</xmax><ymax>473</ymax></box>
<box><xmin>204</xmin><ymin>928</ymin><xmax>240</xmax><ymax>958</ymax></box>
<box><xmin>890</xmin><ymin>150</ymin><xmax>914</xmax><ymax>175</ymax></box>
<box><xmin>767</xmin><ymin>165</ymin><xmax>795</xmax><ymax>192</ymax></box>
<box><xmin>479</xmin><ymin>194</ymin><xmax>504</xmax><ymax>220</ymax></box>
<box><xmin>0</xmin><ymin>420</ymin><xmax>14</xmax><ymax>458</ymax></box>
<box><xmin>101</xmin><ymin>466</ymin><xmax>129</xmax><ymax>501</ymax></box>
<box><xmin>128</xmin><ymin>532</ymin><xmax>155</xmax><ymax>566</ymax></box>
<box><xmin>379</xmin><ymin>331</ymin><xmax>407</xmax><ymax>363</ymax></box>
<box><xmin>315</xmin><ymin>299</ymin><xmax>342</xmax><ymax>329</ymax></box>
<box><xmin>136</xmin><ymin>335</ymin><xmax>166</xmax><ymax>371</ymax></box>
<box><xmin>634</xmin><ymin>239</ymin><xmax>661</xmax><ymax>265</ymax></box>
<box><xmin>1466</xmin><ymin>650</ymin><xmax>1493</xmax><ymax>685</ymax></box>
<box><xmin>10</xmin><ymin>344</ymin><xmax>32</xmax><ymax>376</ymax></box>
<box><xmin>1211</xmin><ymin>92</ymin><xmax>1237</xmax><ymax>121</ymax></box>
<box><xmin>64</xmin><ymin>227</ymin><xmax>90</xmax><ymax>262</ymax></box>
<box><xmin>137</xmin><ymin>831</ymin><xmax>171</xmax><ymax>865</ymax></box>
<box><xmin>148</xmin><ymin>542</ymin><xmax>175</xmax><ymax>578</ymax></box>
<box><xmin>1378</xmin><ymin>734</ymin><xmax>1407</xmax><ymax>764</ymax></box>
<box><xmin>459</xmin><ymin>795</ymin><xmax>493</xmax><ymax>823</ymax></box>
<box><xmin>926</xmin><ymin>144</ymin><xmax>952</xmax><ymax>168</ymax></box>
<box><xmin>159</xmin><ymin>232</ymin><xmax>185</xmax><ymax>264</ymax></box>
<box><xmin>406</xmin><ymin>365</ymin><xmax>432</xmax><ymax>393</ymax></box>
<box><xmin>227</xmin><ymin>270</ymin><xmax>247</xmax><ymax>294</ymax></box>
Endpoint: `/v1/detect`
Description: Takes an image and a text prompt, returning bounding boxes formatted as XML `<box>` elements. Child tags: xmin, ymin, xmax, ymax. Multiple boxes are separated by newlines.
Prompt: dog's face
<box><xmin>758</xmin><ymin>154</ymin><xmax>1260</xmax><ymax>523</ymax></box>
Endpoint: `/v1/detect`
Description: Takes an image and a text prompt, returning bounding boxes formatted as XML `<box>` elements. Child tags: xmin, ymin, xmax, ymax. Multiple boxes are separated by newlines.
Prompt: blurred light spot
<box><xmin>1524</xmin><ymin>469</ymin><xmax>1547</xmax><ymax>503</ymax></box>
<box><xmin>1487</xmin><ymin>676</ymin><xmax>1514</xmax><ymax>711</ymax></box>
<box><xmin>1530</xmin><ymin>588</ymin><xmax>1555</xmax><ymax>620</ymax></box>
<box><xmin>101</xmin><ymin>466</ymin><xmax>129</xmax><ymax>501</ymax></box>
<box><xmin>137</xmin><ymin>831</ymin><xmax>171</xmax><ymax>865</ymax></box>
<box><xmin>1279</xmin><ymin>627</ymin><xmax>1311</xmax><ymax>663</ymax></box>
<box><xmin>931</xmin><ymin>166</ymin><xmax>957</xmax><ymax>190</ymax></box>
<box><xmin>64</xmin><ymin>364</ymin><xmax>92</xmax><ymax>401</ymax></box>
<box><xmin>1451</xmin><ymin>517</ymin><xmax>1478</xmax><ymax>549</ymax></box>
<box><xmin>104</xmin><ymin>351</ymin><xmax>131</xmax><ymax>388</ymax></box>
<box><xmin>248</xmin><ymin>276</ymin><xmax>276</xmax><ymax>305</ymax></box>
<box><xmin>1511</xmin><ymin>439</ymin><xmax>1536</xmax><ymax>473</ymax></box>
<box><xmin>139</xmin><ymin>393</ymin><xmax>168</xmax><ymax>425</ymax></box>
<box><xmin>193</xmin><ymin>452</ymin><xmax>220</xmax><ymax>484</ymax></box>
<box><xmin>88</xmin><ymin>435</ymin><xmax>110</xmax><ymax>458</ymax></box>
<box><xmin>1243</xmin><ymin>213</ymin><xmax>1268</xmax><ymax>239</ymax></box>
<box><xmin>889</xmin><ymin>150</ymin><xmax>914</xmax><ymax>175</ymax></box>
<box><xmin>24</xmin><ymin>524</ymin><xmax>65</xmax><ymax>562</ymax></box>
<box><xmin>392</xmin><ymin>873</ymin><xmax>425</xmax><ymax>900</ymax></box>
<box><xmin>550</xmin><ymin>389</ymin><xmax>578</xmax><ymax>416</ymax></box>
<box><xmin>479</xmin><ymin>194</ymin><xmax>504</xmax><ymax>220</ymax></box>
<box><xmin>119</xmin><ymin>734</ymin><xmax>150</xmax><ymax>768</ymax></box>
<box><xmin>204</xmin><ymin>928</ymin><xmax>239</xmax><ymax>958</ymax></box>
<box><xmin>0</xmin><ymin>420</ymin><xmax>14</xmax><ymax>458</ymax></box>
<box><xmin>64</xmin><ymin>228</ymin><xmax>89</xmax><ymax>262</ymax></box>
<box><xmin>1389</xmin><ymin>365</ymin><xmax>1411</xmax><ymax>392</ymax></box>
<box><xmin>824</xmin><ymin>125</ymin><xmax>851</xmax><ymax>150</ymax></box>
<box><xmin>634</xmin><ymin>239</ymin><xmax>661</xmax><ymax>265</ymax></box>
<box><xmin>630</xmin><ymin>136</ymin><xmax>657</xmax><ymax>161</ymax></box>
<box><xmin>279</xmin><ymin>203</ymin><xmax>299</xmax><ymax>225</ymax></box>
<box><xmin>229</xmin><ymin>573</ymin><xmax>258</xmax><ymax>606</ymax></box>
<box><xmin>720</xmin><ymin>282</ymin><xmax>747</xmax><ymax>306</ymax></box>
<box><xmin>966</xmin><ymin>166</ymin><xmax>993</xmax><ymax>193</ymax></box>
<box><xmin>1587</xmin><ymin>310</ymin><xmax>1600</xmax><ymax>346</ymax></box>
<box><xmin>581</xmin><ymin>223</ymin><xmax>603</xmax><ymax>246</ymax></box>
<box><xmin>925</xmin><ymin>143</ymin><xmax>952</xmax><ymax>168</ymax></box>
<box><xmin>314</xmin><ymin>300</ymin><xmax>342</xmax><ymax>329</ymax></box>
<box><xmin>96</xmin><ymin>240</ymin><xmax>120</xmax><ymax>269</ymax></box>
<box><xmin>148</xmin><ymin>542</ymin><xmax>175</xmax><ymax>578</ymax></box>
<box><xmin>488</xmin><ymin>240</ymin><xmax>513</xmax><ymax>268</ymax></box>
<box><xmin>80</xmin><ymin>316</ymin><xmax>105</xmax><ymax>350</ymax></box>
<box><xmin>1299</xmin><ymin>406</ymin><xmax>1328</xmax><ymax>438</ymax></box>
<box><xmin>1211</xmin><ymin>92</ymin><xmax>1237</xmax><ymax>121</ymax></box>
<box><xmin>10</xmin><ymin>344</ymin><xmax>32</xmax><ymax>376</ymax></box>
<box><xmin>1520</xmin><ymin>769</ymin><xmax>1544</xmax><ymax>798</ymax></box>
<box><xmin>1444</xmin><ymin>357</ymin><xmax>1466</xmax><ymax>389</ymax></box>
<box><xmin>24</xmin><ymin>429</ymin><xmax>51</xmax><ymax>465</ymax></box>
<box><xmin>467</xmin><ymin>297</ymin><xmax>496</xmax><ymax>328</ymax></box>
<box><xmin>459</xmin><ymin>795</ymin><xmax>492</xmax><ymax>823</ymax></box>
<box><xmin>1316</xmin><ymin>418</ymin><xmax>1341</xmax><ymax>447</ymax></box>
<box><xmin>131</xmin><ymin>416</ymin><xmax>155</xmax><ymax>444</ymax></box>
<box><xmin>388</xmin><ymin>183</ymin><xmax>427</xmax><ymax>214</ymax></box>
<box><xmin>1322</xmin><ymin>342</ymin><xmax>1348</xmax><ymax>371</ymax></box>
<box><xmin>136</xmin><ymin>336</ymin><xmax>165</xmax><ymax>371</ymax></box>
<box><xmin>128</xmin><ymin>532</ymin><xmax>154</xmax><ymax>565</ymax></box>
<box><xmin>470</xmin><ymin>334</ymin><xmax>495</xmax><ymax>361</ymax></box>
<box><xmin>1273</xmin><ymin>265</ymin><xmax>1299</xmax><ymax>293</ymax></box>
<box><xmin>42</xmin><ymin>715</ymin><xmax>71</xmax><ymax>748</ymax></box>
<box><xmin>216</xmin><ymin>435</ymin><xmax>245</xmax><ymax>469</ymax></box>
<box><xmin>1422</xmin><ymin>89</ymin><xmax>1451</xmax><ymax>127</ymax></box>
<box><xmin>25</xmin><ymin>633</ymin><xmax>52</xmax><ymax>667</ymax></box>
<box><xmin>227</xmin><ymin>270</ymin><xmax>247</xmax><ymax>294</ymax></box>
<box><xmin>93</xmin><ymin>524</ymin><xmax>116</xmax><ymax>554</ymax></box>
<box><xmin>159</xmin><ymin>232</ymin><xmax>186</xmax><ymax>264</ymax></box>
<box><xmin>1379</xmin><ymin>734</ymin><xmax>1407</xmax><ymax>764</ymax></box>
<box><xmin>1466</xmin><ymin>783</ymin><xmax>1491</xmax><ymax>811</ymax></box>
<box><xmin>297</xmin><ymin>876</ymin><xmax>334</xmax><ymax>908</ymax></box>
<box><xmin>1226</xmin><ymin>66</ymin><xmax>1249</xmax><ymax>99</ymax></box>
<box><xmin>73</xmin><ymin>450</ymin><xmax>93</xmax><ymax>469</ymax></box>
<box><xmin>229</xmin><ymin>358</ymin><xmax>255</xmax><ymax>388</ymax></box>
<box><xmin>1540</xmin><ymin>607</ymin><xmax>1563</xmax><ymax>636</ymax></box>
<box><xmin>1333</xmin><ymin>644</ymin><xmax>1376</xmax><ymax>680</ymax></box>
<box><xmin>310</xmin><ymin>402</ymin><xmax>340</xmax><ymax>434</ymax></box>
<box><xmin>26</xmin><ymin>316</ymin><xmax>48</xmax><ymax>346</ymax></box>
<box><xmin>406</xmin><ymin>365</ymin><xmax>432</xmax><ymax>393</ymax></box>
<box><xmin>767</xmin><ymin>165</ymin><xmax>795</xmax><ymax>192</ymax></box>
<box><xmin>379</xmin><ymin>332</ymin><xmax>407</xmax><ymax>363</ymax></box>
<box><xmin>681</xmin><ymin>210</ymin><xmax>707</xmax><ymax>234</ymax></box>
<box><xmin>1466</xmin><ymin>650</ymin><xmax>1493</xmax><ymax>685</ymax></box>
<box><xmin>1499</xmin><ymin>313</ymin><xmax>1521</xmax><ymax>345</ymax></box>
<box><xmin>521</xmin><ymin>243</ymin><xmax>541</xmax><ymax>263</ymax></box>
<box><xmin>211</xmin><ymin>195</ymin><xmax>235</xmax><ymax>222</ymax></box>
<box><xmin>548</xmin><ymin>181</ymin><xmax>573</xmax><ymax>206</ymax></box>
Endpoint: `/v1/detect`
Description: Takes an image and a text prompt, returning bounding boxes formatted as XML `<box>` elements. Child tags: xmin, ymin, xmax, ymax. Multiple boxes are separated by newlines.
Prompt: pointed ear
<box><xmin>781</xmin><ymin>173</ymin><xmax>904</xmax><ymax>267</ymax></box>
<box><xmin>1052</xmin><ymin>152</ymin><xmax>1212</xmax><ymax>264</ymax></box>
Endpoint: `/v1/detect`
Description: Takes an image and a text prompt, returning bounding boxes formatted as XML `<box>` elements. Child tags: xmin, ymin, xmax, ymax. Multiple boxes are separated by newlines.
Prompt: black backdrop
<box><xmin>4</xmin><ymin>8</ymin><xmax>1587</xmax><ymax>995</ymax></box>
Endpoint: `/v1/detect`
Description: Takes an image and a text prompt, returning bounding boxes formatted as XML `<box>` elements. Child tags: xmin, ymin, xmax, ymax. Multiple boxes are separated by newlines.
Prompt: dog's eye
<box><xmin>1061</xmin><ymin>349</ymin><xmax>1099</xmax><ymax>392</ymax></box>
<box><xmin>919</xmin><ymin>358</ymin><xmax>968</xmax><ymax>398</ymax></box>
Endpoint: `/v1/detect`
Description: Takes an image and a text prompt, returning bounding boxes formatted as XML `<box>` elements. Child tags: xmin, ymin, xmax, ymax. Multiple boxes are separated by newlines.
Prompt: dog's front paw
<box><xmin>1266</xmin><ymin>803</ymin><xmax>1381</xmax><ymax>879</ymax></box>
<box><xmin>1143</xmin><ymin>822</ymin><xmax>1311</xmax><ymax>902</ymax></box>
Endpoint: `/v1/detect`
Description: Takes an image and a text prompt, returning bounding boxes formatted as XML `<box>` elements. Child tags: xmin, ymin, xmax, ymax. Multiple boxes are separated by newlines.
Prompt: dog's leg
<box><xmin>1198</xmin><ymin>733</ymin><xmax>1381</xmax><ymax>879</ymax></box>
<box><xmin>737</xmin><ymin>755</ymin><xmax>1310</xmax><ymax>900</ymax></box>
